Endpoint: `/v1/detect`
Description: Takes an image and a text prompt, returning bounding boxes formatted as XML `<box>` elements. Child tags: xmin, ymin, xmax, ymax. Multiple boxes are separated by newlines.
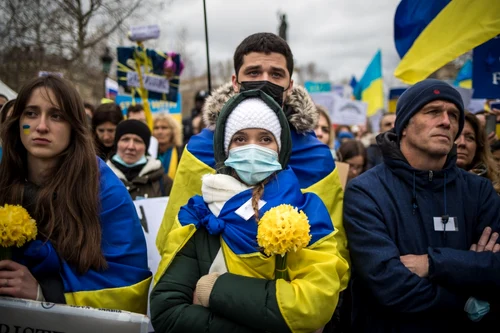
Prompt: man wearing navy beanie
<box><xmin>395</xmin><ymin>78</ymin><xmax>465</xmax><ymax>142</ymax></box>
<box><xmin>343</xmin><ymin>78</ymin><xmax>500</xmax><ymax>332</ymax></box>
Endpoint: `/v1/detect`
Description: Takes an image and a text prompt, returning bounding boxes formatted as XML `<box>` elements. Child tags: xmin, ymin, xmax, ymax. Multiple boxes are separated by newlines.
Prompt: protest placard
<box><xmin>330</xmin><ymin>94</ymin><xmax>368</xmax><ymax>126</ymax></box>
<box><xmin>0</xmin><ymin>297</ymin><xmax>149</xmax><ymax>333</ymax></box>
<box><xmin>134</xmin><ymin>196</ymin><xmax>169</xmax><ymax>332</ymax></box>
<box><xmin>117</xmin><ymin>47</ymin><xmax>182</xmax><ymax>103</ymax></box>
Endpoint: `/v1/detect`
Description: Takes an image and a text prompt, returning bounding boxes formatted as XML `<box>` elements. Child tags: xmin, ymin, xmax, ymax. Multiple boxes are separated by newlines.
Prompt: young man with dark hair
<box><xmin>156</xmin><ymin>33</ymin><xmax>350</xmax><ymax>323</ymax></box>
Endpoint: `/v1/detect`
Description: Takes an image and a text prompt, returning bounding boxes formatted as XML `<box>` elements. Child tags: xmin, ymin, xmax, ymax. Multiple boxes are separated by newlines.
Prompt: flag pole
<box><xmin>203</xmin><ymin>0</ymin><xmax>212</xmax><ymax>92</ymax></box>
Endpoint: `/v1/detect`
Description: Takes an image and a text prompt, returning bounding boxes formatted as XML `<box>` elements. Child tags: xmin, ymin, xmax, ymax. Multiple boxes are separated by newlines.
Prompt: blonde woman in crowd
<box><xmin>153</xmin><ymin>113</ymin><xmax>183</xmax><ymax>179</ymax></box>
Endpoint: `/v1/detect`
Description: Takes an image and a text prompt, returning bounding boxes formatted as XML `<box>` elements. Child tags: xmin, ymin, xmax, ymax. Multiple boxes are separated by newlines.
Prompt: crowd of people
<box><xmin>0</xmin><ymin>31</ymin><xmax>499</xmax><ymax>333</ymax></box>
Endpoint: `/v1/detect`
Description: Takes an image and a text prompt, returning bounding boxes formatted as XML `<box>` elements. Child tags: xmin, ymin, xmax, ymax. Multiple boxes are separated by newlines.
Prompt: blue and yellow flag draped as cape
<box><xmin>156</xmin><ymin>167</ymin><xmax>349</xmax><ymax>333</ymax></box>
<box><xmin>156</xmin><ymin>126</ymin><xmax>350</xmax><ymax>290</ymax></box>
<box><xmin>21</xmin><ymin>159</ymin><xmax>151</xmax><ymax>314</ymax></box>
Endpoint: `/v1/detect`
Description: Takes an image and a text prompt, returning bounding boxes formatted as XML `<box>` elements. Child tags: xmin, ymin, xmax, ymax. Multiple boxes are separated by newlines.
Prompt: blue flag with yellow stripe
<box><xmin>155</xmin><ymin>167</ymin><xmax>349</xmax><ymax>333</ymax></box>
<box><xmin>454</xmin><ymin>59</ymin><xmax>472</xmax><ymax>89</ymax></box>
<box><xmin>394</xmin><ymin>0</ymin><xmax>500</xmax><ymax>84</ymax></box>
<box><xmin>21</xmin><ymin>159</ymin><xmax>152</xmax><ymax>314</ymax></box>
<box><xmin>354</xmin><ymin>50</ymin><xmax>383</xmax><ymax>117</ymax></box>
<box><xmin>156</xmin><ymin>126</ymin><xmax>350</xmax><ymax>293</ymax></box>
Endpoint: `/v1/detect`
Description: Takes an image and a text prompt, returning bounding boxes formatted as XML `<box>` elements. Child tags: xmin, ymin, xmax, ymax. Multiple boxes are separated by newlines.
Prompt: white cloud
<box><xmin>147</xmin><ymin>0</ymin><xmax>404</xmax><ymax>86</ymax></box>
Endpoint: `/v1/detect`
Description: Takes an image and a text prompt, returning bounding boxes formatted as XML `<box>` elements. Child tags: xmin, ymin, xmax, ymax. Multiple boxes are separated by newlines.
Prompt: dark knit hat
<box><xmin>395</xmin><ymin>79</ymin><xmax>464</xmax><ymax>141</ymax></box>
<box><xmin>114</xmin><ymin>119</ymin><xmax>151</xmax><ymax>149</ymax></box>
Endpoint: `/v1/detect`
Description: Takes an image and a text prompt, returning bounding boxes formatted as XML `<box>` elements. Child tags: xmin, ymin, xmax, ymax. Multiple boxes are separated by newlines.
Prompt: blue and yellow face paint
<box><xmin>22</xmin><ymin>124</ymin><xmax>30</xmax><ymax>135</ymax></box>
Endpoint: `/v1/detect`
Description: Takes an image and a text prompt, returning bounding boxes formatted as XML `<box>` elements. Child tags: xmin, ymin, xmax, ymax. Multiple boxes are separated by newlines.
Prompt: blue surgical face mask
<box><xmin>224</xmin><ymin>144</ymin><xmax>282</xmax><ymax>185</ymax></box>
<box><xmin>464</xmin><ymin>297</ymin><xmax>490</xmax><ymax>322</ymax></box>
<box><xmin>112</xmin><ymin>154</ymin><xmax>147</xmax><ymax>168</ymax></box>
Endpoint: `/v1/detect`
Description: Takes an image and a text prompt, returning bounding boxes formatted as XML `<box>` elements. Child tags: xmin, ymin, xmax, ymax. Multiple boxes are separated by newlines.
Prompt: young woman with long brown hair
<box><xmin>0</xmin><ymin>76</ymin><xmax>151</xmax><ymax>314</ymax></box>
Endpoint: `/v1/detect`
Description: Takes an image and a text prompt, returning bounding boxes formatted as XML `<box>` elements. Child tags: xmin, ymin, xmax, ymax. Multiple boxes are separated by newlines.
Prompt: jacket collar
<box><xmin>202</xmin><ymin>82</ymin><xmax>318</xmax><ymax>134</ymax></box>
<box><xmin>107</xmin><ymin>156</ymin><xmax>163</xmax><ymax>183</ymax></box>
<box><xmin>376</xmin><ymin>129</ymin><xmax>459</xmax><ymax>189</ymax></box>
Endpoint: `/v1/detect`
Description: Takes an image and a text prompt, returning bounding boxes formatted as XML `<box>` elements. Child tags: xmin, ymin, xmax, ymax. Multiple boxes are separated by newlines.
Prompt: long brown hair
<box><xmin>0</xmin><ymin>76</ymin><xmax>107</xmax><ymax>273</ymax></box>
<box><xmin>463</xmin><ymin>112</ymin><xmax>500</xmax><ymax>193</ymax></box>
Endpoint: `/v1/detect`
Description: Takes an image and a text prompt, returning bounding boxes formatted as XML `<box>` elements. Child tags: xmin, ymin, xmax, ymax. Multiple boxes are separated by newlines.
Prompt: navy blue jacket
<box><xmin>344</xmin><ymin>130</ymin><xmax>500</xmax><ymax>333</ymax></box>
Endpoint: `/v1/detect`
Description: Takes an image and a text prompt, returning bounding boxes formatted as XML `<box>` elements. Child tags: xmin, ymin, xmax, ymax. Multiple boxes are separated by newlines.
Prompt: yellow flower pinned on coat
<box><xmin>0</xmin><ymin>204</ymin><xmax>37</xmax><ymax>248</ymax></box>
<box><xmin>257</xmin><ymin>204</ymin><xmax>311</xmax><ymax>257</ymax></box>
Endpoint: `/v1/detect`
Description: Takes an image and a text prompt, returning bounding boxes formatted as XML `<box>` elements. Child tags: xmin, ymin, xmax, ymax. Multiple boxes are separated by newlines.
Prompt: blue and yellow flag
<box><xmin>394</xmin><ymin>0</ymin><xmax>500</xmax><ymax>84</ymax></box>
<box><xmin>156</xmin><ymin>127</ymin><xmax>350</xmax><ymax>292</ymax></box>
<box><xmin>454</xmin><ymin>59</ymin><xmax>472</xmax><ymax>89</ymax></box>
<box><xmin>354</xmin><ymin>50</ymin><xmax>383</xmax><ymax>117</ymax></box>
<box><xmin>155</xmin><ymin>167</ymin><xmax>349</xmax><ymax>333</ymax></box>
<box><xmin>21</xmin><ymin>159</ymin><xmax>151</xmax><ymax>314</ymax></box>
<box><xmin>388</xmin><ymin>87</ymin><xmax>407</xmax><ymax>113</ymax></box>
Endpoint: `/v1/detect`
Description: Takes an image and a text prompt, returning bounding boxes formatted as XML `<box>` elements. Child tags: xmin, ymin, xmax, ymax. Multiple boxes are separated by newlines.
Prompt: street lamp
<box><xmin>100</xmin><ymin>47</ymin><xmax>113</xmax><ymax>98</ymax></box>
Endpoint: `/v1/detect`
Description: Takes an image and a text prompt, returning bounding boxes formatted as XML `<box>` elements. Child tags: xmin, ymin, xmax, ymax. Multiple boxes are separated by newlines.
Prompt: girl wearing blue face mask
<box><xmin>107</xmin><ymin>119</ymin><xmax>172</xmax><ymax>200</ymax></box>
<box><xmin>151</xmin><ymin>90</ymin><xmax>349</xmax><ymax>333</ymax></box>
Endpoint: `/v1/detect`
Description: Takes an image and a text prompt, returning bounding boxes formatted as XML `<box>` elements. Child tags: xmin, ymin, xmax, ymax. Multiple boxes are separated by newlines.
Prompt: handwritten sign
<box><xmin>126</xmin><ymin>72</ymin><xmax>170</xmax><ymax>94</ymax></box>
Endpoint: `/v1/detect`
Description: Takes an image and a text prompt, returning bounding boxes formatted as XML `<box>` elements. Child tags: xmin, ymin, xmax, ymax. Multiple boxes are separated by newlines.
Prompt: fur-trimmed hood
<box><xmin>202</xmin><ymin>82</ymin><xmax>318</xmax><ymax>134</ymax></box>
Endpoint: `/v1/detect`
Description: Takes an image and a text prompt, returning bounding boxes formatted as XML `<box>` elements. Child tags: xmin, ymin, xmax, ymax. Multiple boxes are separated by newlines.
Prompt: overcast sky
<box><xmin>146</xmin><ymin>0</ymin><xmax>403</xmax><ymax>87</ymax></box>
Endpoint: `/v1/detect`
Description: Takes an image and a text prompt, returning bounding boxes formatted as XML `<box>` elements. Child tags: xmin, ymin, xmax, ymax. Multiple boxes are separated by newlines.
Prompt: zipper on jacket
<box><xmin>428</xmin><ymin>170</ymin><xmax>434</xmax><ymax>182</ymax></box>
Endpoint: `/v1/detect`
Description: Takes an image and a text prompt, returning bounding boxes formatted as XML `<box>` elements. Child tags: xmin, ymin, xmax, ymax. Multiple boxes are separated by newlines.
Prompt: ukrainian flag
<box><xmin>454</xmin><ymin>59</ymin><xmax>472</xmax><ymax>89</ymax></box>
<box><xmin>21</xmin><ymin>159</ymin><xmax>152</xmax><ymax>314</ymax></box>
<box><xmin>354</xmin><ymin>50</ymin><xmax>383</xmax><ymax>117</ymax></box>
<box><xmin>388</xmin><ymin>88</ymin><xmax>407</xmax><ymax>113</ymax></box>
<box><xmin>394</xmin><ymin>0</ymin><xmax>500</xmax><ymax>84</ymax></box>
<box><xmin>155</xmin><ymin>167</ymin><xmax>349</xmax><ymax>333</ymax></box>
<box><xmin>156</xmin><ymin>128</ymin><xmax>350</xmax><ymax>292</ymax></box>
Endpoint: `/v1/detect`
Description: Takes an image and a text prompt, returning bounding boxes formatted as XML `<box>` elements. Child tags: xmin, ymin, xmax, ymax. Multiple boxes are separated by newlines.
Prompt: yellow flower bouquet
<box><xmin>257</xmin><ymin>204</ymin><xmax>311</xmax><ymax>281</ymax></box>
<box><xmin>0</xmin><ymin>204</ymin><xmax>37</xmax><ymax>261</ymax></box>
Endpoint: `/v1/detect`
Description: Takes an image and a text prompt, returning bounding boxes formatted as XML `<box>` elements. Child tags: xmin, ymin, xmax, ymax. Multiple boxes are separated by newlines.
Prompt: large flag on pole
<box><xmin>354</xmin><ymin>50</ymin><xmax>383</xmax><ymax>117</ymax></box>
<box><xmin>394</xmin><ymin>0</ymin><xmax>500</xmax><ymax>84</ymax></box>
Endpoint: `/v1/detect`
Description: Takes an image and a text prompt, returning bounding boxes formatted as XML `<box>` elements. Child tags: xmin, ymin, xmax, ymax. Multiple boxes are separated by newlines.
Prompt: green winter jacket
<box><xmin>150</xmin><ymin>227</ymin><xmax>291</xmax><ymax>333</ymax></box>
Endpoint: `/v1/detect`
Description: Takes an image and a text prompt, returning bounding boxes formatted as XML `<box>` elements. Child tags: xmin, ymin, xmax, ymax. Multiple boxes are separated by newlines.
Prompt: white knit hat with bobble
<box><xmin>223</xmin><ymin>98</ymin><xmax>282</xmax><ymax>155</ymax></box>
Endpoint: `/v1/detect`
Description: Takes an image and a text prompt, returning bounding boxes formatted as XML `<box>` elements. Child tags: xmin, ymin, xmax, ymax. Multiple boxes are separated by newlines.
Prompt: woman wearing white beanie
<box><xmin>151</xmin><ymin>90</ymin><xmax>348</xmax><ymax>333</ymax></box>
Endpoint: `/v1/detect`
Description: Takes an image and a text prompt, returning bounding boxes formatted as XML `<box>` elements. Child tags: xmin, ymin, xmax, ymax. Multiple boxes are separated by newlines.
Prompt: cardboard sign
<box><xmin>0</xmin><ymin>297</ymin><xmax>149</xmax><ymax>333</ymax></box>
<box><xmin>335</xmin><ymin>162</ymin><xmax>349</xmax><ymax>191</ymax></box>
